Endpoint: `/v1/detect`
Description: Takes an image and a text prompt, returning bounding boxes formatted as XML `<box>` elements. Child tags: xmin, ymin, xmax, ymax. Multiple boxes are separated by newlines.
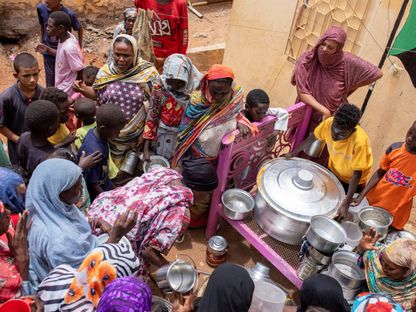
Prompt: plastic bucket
<box><xmin>249</xmin><ymin>280</ymin><xmax>286</xmax><ymax>312</ymax></box>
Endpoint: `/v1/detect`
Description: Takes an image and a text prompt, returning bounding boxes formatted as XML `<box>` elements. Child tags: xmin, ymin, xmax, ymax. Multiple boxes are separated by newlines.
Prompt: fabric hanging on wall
<box><xmin>389</xmin><ymin>0</ymin><xmax>416</xmax><ymax>87</ymax></box>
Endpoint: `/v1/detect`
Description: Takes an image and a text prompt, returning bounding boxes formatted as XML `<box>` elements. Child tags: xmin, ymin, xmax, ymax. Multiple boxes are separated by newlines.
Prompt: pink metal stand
<box><xmin>205</xmin><ymin>102</ymin><xmax>311</xmax><ymax>288</ymax></box>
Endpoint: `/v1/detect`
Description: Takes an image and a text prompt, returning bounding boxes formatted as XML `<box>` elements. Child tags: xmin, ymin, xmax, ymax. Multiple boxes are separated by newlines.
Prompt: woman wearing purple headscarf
<box><xmin>292</xmin><ymin>26</ymin><xmax>382</xmax><ymax>121</ymax></box>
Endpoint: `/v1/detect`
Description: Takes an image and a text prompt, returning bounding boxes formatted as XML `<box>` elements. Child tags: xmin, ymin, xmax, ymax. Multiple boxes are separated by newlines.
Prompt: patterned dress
<box><xmin>95</xmin><ymin>81</ymin><xmax>146</xmax><ymax>121</ymax></box>
<box><xmin>88</xmin><ymin>167</ymin><xmax>192</xmax><ymax>279</ymax></box>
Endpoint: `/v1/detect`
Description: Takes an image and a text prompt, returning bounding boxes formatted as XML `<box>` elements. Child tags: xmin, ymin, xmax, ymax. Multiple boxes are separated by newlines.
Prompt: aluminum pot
<box><xmin>307</xmin><ymin>246</ymin><xmax>332</xmax><ymax>266</ymax></box>
<box><xmin>120</xmin><ymin>150</ymin><xmax>140</xmax><ymax>175</ymax></box>
<box><xmin>358</xmin><ymin>206</ymin><xmax>393</xmax><ymax>241</ymax></box>
<box><xmin>305</xmin><ymin>216</ymin><xmax>346</xmax><ymax>254</ymax></box>
<box><xmin>222</xmin><ymin>189</ymin><xmax>254</xmax><ymax>220</ymax></box>
<box><xmin>255</xmin><ymin>158</ymin><xmax>345</xmax><ymax>245</ymax></box>
<box><xmin>328</xmin><ymin>251</ymin><xmax>365</xmax><ymax>289</ymax></box>
<box><xmin>303</xmin><ymin>138</ymin><xmax>325</xmax><ymax>158</ymax></box>
<box><xmin>152</xmin><ymin>258</ymin><xmax>197</xmax><ymax>294</ymax></box>
<box><xmin>143</xmin><ymin>155</ymin><xmax>170</xmax><ymax>173</ymax></box>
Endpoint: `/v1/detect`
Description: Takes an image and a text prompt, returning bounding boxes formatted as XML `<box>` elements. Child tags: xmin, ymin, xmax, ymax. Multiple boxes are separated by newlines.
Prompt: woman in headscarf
<box><xmin>143</xmin><ymin>53</ymin><xmax>202</xmax><ymax>162</ymax></box>
<box><xmin>74</xmin><ymin>34</ymin><xmax>160</xmax><ymax>168</ymax></box>
<box><xmin>27</xmin><ymin>159</ymin><xmax>137</xmax><ymax>286</ymax></box>
<box><xmin>197</xmin><ymin>263</ymin><xmax>254</xmax><ymax>312</ymax></box>
<box><xmin>114</xmin><ymin>8</ymin><xmax>137</xmax><ymax>38</ymax></box>
<box><xmin>295</xmin><ymin>274</ymin><xmax>350</xmax><ymax>312</ymax></box>
<box><xmin>292</xmin><ymin>26</ymin><xmax>382</xmax><ymax>126</ymax></box>
<box><xmin>97</xmin><ymin>277</ymin><xmax>152</xmax><ymax>312</ymax></box>
<box><xmin>0</xmin><ymin>167</ymin><xmax>26</xmax><ymax>215</ymax></box>
<box><xmin>37</xmin><ymin>241</ymin><xmax>140</xmax><ymax>311</ymax></box>
<box><xmin>172</xmin><ymin>64</ymin><xmax>254</xmax><ymax>167</ymax></box>
<box><xmin>88</xmin><ymin>166</ymin><xmax>193</xmax><ymax>280</ymax></box>
<box><xmin>358</xmin><ymin>229</ymin><xmax>416</xmax><ymax>310</ymax></box>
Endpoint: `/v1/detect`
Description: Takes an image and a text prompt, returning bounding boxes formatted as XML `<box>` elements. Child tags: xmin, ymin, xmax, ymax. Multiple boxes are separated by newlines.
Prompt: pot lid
<box><xmin>208</xmin><ymin>236</ymin><xmax>228</xmax><ymax>251</ymax></box>
<box><xmin>257</xmin><ymin>158</ymin><xmax>345</xmax><ymax>222</ymax></box>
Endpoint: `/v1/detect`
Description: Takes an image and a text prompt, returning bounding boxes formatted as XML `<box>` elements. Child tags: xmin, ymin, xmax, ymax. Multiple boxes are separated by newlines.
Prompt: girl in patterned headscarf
<box><xmin>143</xmin><ymin>53</ymin><xmax>202</xmax><ymax>161</ymax></box>
<box><xmin>114</xmin><ymin>8</ymin><xmax>138</xmax><ymax>38</ymax></box>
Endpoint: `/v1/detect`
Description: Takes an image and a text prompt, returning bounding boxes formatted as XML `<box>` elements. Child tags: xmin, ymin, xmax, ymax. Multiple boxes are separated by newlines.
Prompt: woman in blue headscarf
<box><xmin>0</xmin><ymin>167</ymin><xmax>26</xmax><ymax>214</ymax></box>
<box><xmin>27</xmin><ymin>159</ymin><xmax>137</xmax><ymax>286</ymax></box>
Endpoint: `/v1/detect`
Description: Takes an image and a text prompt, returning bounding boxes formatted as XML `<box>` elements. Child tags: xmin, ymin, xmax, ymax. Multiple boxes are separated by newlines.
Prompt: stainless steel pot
<box><xmin>153</xmin><ymin>258</ymin><xmax>197</xmax><ymax>294</ymax></box>
<box><xmin>143</xmin><ymin>155</ymin><xmax>170</xmax><ymax>173</ymax></box>
<box><xmin>222</xmin><ymin>189</ymin><xmax>254</xmax><ymax>220</ymax></box>
<box><xmin>358</xmin><ymin>206</ymin><xmax>393</xmax><ymax>241</ymax></box>
<box><xmin>328</xmin><ymin>251</ymin><xmax>365</xmax><ymax>289</ymax></box>
<box><xmin>303</xmin><ymin>138</ymin><xmax>325</xmax><ymax>158</ymax></box>
<box><xmin>307</xmin><ymin>246</ymin><xmax>332</xmax><ymax>266</ymax></box>
<box><xmin>255</xmin><ymin>158</ymin><xmax>345</xmax><ymax>245</ymax></box>
<box><xmin>305</xmin><ymin>216</ymin><xmax>346</xmax><ymax>254</ymax></box>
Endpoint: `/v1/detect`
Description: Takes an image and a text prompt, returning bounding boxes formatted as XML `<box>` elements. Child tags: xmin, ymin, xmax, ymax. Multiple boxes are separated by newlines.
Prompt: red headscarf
<box><xmin>292</xmin><ymin>26</ymin><xmax>381</xmax><ymax>114</ymax></box>
<box><xmin>205</xmin><ymin>64</ymin><xmax>235</xmax><ymax>81</ymax></box>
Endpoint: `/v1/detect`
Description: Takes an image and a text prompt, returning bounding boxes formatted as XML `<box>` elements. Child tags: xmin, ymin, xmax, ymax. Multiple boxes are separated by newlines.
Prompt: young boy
<box><xmin>36</xmin><ymin>0</ymin><xmax>83</xmax><ymax>87</ymax></box>
<box><xmin>288</xmin><ymin>104</ymin><xmax>373</xmax><ymax>219</ymax></box>
<box><xmin>39</xmin><ymin>87</ymin><xmax>74</xmax><ymax>147</ymax></box>
<box><xmin>244</xmin><ymin>89</ymin><xmax>270</xmax><ymax>122</ymax></box>
<box><xmin>78</xmin><ymin>104</ymin><xmax>126</xmax><ymax>200</ymax></box>
<box><xmin>0</xmin><ymin>53</ymin><xmax>42</xmax><ymax>164</ymax></box>
<box><xmin>74</xmin><ymin>98</ymin><xmax>97</xmax><ymax>150</ymax></box>
<box><xmin>352</xmin><ymin>120</ymin><xmax>416</xmax><ymax>230</ymax></box>
<box><xmin>71</xmin><ymin>65</ymin><xmax>99</xmax><ymax>101</ymax></box>
<box><xmin>17</xmin><ymin>100</ymin><xmax>60</xmax><ymax>178</ymax></box>
<box><xmin>36</xmin><ymin>11</ymin><xmax>84</xmax><ymax>98</ymax></box>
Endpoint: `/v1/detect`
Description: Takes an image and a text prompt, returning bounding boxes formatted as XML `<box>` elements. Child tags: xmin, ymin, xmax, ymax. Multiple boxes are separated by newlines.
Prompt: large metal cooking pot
<box><xmin>255</xmin><ymin>158</ymin><xmax>345</xmax><ymax>245</ymax></box>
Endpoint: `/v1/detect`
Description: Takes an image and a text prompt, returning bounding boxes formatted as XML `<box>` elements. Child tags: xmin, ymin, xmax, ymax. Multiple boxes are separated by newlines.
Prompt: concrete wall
<box><xmin>223</xmin><ymin>0</ymin><xmax>416</xmax><ymax>167</ymax></box>
<box><xmin>0</xmin><ymin>0</ymin><xmax>131</xmax><ymax>38</ymax></box>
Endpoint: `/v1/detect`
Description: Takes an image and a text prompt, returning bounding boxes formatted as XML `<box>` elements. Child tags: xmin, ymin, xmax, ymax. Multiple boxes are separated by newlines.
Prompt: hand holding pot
<box><xmin>173</xmin><ymin>293</ymin><xmax>194</xmax><ymax>312</ymax></box>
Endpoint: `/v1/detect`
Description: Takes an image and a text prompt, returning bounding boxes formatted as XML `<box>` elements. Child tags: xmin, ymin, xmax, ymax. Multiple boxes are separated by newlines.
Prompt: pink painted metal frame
<box><xmin>205</xmin><ymin>103</ymin><xmax>312</xmax><ymax>289</ymax></box>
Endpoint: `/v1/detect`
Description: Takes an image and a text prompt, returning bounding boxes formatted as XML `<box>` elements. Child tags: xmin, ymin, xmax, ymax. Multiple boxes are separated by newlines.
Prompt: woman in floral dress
<box><xmin>88</xmin><ymin>166</ymin><xmax>192</xmax><ymax>279</ymax></box>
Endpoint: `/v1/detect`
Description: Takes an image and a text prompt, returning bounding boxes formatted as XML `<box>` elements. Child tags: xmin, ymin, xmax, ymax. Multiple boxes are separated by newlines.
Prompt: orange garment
<box><xmin>366</xmin><ymin>142</ymin><xmax>416</xmax><ymax>229</ymax></box>
<box><xmin>205</xmin><ymin>64</ymin><xmax>234</xmax><ymax>81</ymax></box>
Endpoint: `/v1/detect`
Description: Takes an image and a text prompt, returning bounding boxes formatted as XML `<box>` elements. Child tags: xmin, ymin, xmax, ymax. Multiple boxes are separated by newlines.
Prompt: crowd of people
<box><xmin>0</xmin><ymin>0</ymin><xmax>415</xmax><ymax>311</ymax></box>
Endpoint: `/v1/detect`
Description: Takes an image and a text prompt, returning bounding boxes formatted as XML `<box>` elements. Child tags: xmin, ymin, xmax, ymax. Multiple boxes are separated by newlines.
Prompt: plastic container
<box><xmin>249</xmin><ymin>280</ymin><xmax>286</xmax><ymax>312</ymax></box>
<box><xmin>341</xmin><ymin>221</ymin><xmax>363</xmax><ymax>248</ymax></box>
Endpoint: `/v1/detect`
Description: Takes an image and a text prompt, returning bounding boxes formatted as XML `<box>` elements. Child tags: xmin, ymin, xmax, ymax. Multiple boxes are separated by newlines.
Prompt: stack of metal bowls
<box><xmin>297</xmin><ymin>246</ymin><xmax>332</xmax><ymax>280</ymax></box>
<box><xmin>328</xmin><ymin>251</ymin><xmax>366</xmax><ymax>302</ymax></box>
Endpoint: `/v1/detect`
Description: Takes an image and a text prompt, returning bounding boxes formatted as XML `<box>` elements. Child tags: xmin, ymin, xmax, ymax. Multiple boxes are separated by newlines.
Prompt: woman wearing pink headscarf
<box><xmin>292</xmin><ymin>26</ymin><xmax>382</xmax><ymax>121</ymax></box>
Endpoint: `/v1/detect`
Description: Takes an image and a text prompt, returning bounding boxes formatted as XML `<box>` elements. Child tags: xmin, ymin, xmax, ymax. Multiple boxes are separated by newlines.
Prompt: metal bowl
<box><xmin>358</xmin><ymin>206</ymin><xmax>393</xmax><ymax>241</ymax></box>
<box><xmin>305</xmin><ymin>216</ymin><xmax>347</xmax><ymax>254</ymax></box>
<box><xmin>222</xmin><ymin>189</ymin><xmax>255</xmax><ymax>220</ymax></box>
<box><xmin>143</xmin><ymin>155</ymin><xmax>170</xmax><ymax>173</ymax></box>
<box><xmin>341</xmin><ymin>221</ymin><xmax>363</xmax><ymax>248</ymax></box>
<box><xmin>328</xmin><ymin>250</ymin><xmax>365</xmax><ymax>289</ymax></box>
<box><xmin>152</xmin><ymin>296</ymin><xmax>172</xmax><ymax>312</ymax></box>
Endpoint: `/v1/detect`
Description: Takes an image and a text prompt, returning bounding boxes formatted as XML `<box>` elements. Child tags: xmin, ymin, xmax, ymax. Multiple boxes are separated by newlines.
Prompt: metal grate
<box><xmin>243</xmin><ymin>217</ymin><xmax>301</xmax><ymax>269</ymax></box>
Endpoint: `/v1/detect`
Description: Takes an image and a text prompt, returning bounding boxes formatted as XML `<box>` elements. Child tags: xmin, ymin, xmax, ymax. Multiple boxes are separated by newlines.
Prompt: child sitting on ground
<box><xmin>39</xmin><ymin>87</ymin><xmax>75</xmax><ymax>148</ymax></box>
<box><xmin>17</xmin><ymin>100</ymin><xmax>60</xmax><ymax>178</ymax></box>
<box><xmin>0</xmin><ymin>53</ymin><xmax>43</xmax><ymax>164</ymax></box>
<box><xmin>287</xmin><ymin>103</ymin><xmax>373</xmax><ymax>220</ymax></box>
<box><xmin>352</xmin><ymin>120</ymin><xmax>416</xmax><ymax>230</ymax></box>
<box><xmin>78</xmin><ymin>104</ymin><xmax>126</xmax><ymax>200</ymax></box>
<box><xmin>74</xmin><ymin>98</ymin><xmax>97</xmax><ymax>150</ymax></box>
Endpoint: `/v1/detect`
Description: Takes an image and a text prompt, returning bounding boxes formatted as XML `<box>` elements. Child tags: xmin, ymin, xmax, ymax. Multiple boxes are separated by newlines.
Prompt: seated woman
<box><xmin>143</xmin><ymin>53</ymin><xmax>202</xmax><ymax>162</ymax></box>
<box><xmin>172</xmin><ymin>64</ymin><xmax>252</xmax><ymax>167</ymax></box>
<box><xmin>27</xmin><ymin>159</ymin><xmax>136</xmax><ymax>286</ymax></box>
<box><xmin>358</xmin><ymin>229</ymin><xmax>416</xmax><ymax>310</ymax></box>
<box><xmin>37</xmin><ymin>241</ymin><xmax>140</xmax><ymax>311</ymax></box>
<box><xmin>88</xmin><ymin>166</ymin><xmax>193</xmax><ymax>280</ymax></box>
<box><xmin>0</xmin><ymin>204</ymin><xmax>33</xmax><ymax>304</ymax></box>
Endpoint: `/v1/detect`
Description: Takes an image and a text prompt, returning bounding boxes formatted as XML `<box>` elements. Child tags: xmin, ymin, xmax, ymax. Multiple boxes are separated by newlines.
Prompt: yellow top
<box><xmin>314</xmin><ymin>117</ymin><xmax>373</xmax><ymax>184</ymax></box>
<box><xmin>48</xmin><ymin>123</ymin><xmax>70</xmax><ymax>145</ymax></box>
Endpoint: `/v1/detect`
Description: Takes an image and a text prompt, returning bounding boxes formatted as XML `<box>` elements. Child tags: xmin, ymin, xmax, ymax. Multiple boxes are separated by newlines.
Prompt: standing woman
<box><xmin>74</xmin><ymin>34</ymin><xmax>160</xmax><ymax>167</ymax></box>
<box><xmin>292</xmin><ymin>26</ymin><xmax>382</xmax><ymax>125</ymax></box>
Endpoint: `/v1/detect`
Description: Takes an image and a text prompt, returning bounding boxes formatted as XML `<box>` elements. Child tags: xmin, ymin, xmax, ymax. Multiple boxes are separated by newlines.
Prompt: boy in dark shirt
<box><xmin>78</xmin><ymin>104</ymin><xmax>126</xmax><ymax>200</ymax></box>
<box><xmin>244</xmin><ymin>89</ymin><xmax>270</xmax><ymax>122</ymax></box>
<box><xmin>0</xmin><ymin>53</ymin><xmax>42</xmax><ymax>164</ymax></box>
<box><xmin>17</xmin><ymin>100</ymin><xmax>60</xmax><ymax>178</ymax></box>
<box><xmin>36</xmin><ymin>0</ymin><xmax>83</xmax><ymax>87</ymax></box>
